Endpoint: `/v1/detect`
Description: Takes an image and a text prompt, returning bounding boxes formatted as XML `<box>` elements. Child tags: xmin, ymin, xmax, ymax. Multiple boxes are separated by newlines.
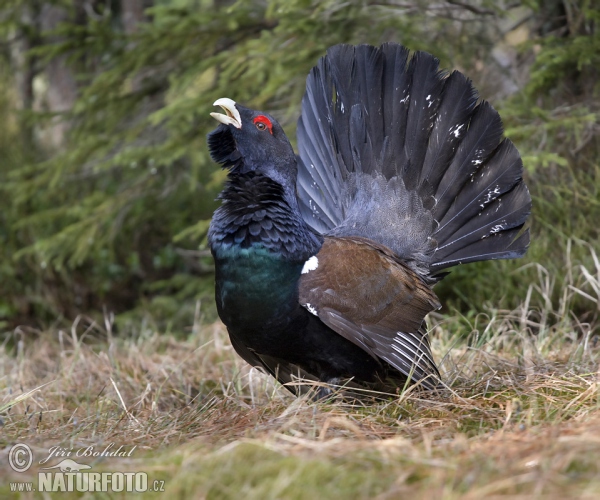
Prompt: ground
<box><xmin>1</xmin><ymin>271</ymin><xmax>600</xmax><ymax>499</ymax></box>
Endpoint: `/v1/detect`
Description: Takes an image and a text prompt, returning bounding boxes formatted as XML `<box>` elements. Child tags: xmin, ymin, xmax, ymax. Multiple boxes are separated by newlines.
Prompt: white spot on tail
<box><xmin>450</xmin><ymin>123</ymin><xmax>464</xmax><ymax>138</ymax></box>
<box><xmin>301</xmin><ymin>256</ymin><xmax>319</xmax><ymax>274</ymax></box>
<box><xmin>305</xmin><ymin>303</ymin><xmax>318</xmax><ymax>316</ymax></box>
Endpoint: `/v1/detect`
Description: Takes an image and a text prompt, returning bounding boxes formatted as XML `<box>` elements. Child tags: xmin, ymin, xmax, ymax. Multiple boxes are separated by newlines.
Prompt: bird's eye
<box><xmin>253</xmin><ymin>115</ymin><xmax>273</xmax><ymax>134</ymax></box>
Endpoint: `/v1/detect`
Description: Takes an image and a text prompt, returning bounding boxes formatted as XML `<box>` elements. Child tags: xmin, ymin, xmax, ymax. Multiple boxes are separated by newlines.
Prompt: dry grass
<box><xmin>2</xmin><ymin>252</ymin><xmax>600</xmax><ymax>498</ymax></box>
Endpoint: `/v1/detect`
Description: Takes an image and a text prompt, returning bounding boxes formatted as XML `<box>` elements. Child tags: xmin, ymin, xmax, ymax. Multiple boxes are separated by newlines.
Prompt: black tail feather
<box><xmin>432</xmin><ymin>182</ymin><xmax>532</xmax><ymax>269</ymax></box>
<box><xmin>431</xmin><ymin>101</ymin><xmax>504</xmax><ymax>222</ymax></box>
<box><xmin>400</xmin><ymin>51</ymin><xmax>445</xmax><ymax>191</ymax></box>
<box><xmin>431</xmin><ymin>228</ymin><xmax>531</xmax><ymax>271</ymax></box>
<box><xmin>419</xmin><ymin>71</ymin><xmax>478</xmax><ymax>199</ymax></box>
<box><xmin>353</xmin><ymin>45</ymin><xmax>384</xmax><ymax>168</ymax></box>
<box><xmin>380</xmin><ymin>43</ymin><xmax>411</xmax><ymax>179</ymax></box>
<box><xmin>434</xmin><ymin>139</ymin><xmax>527</xmax><ymax>246</ymax></box>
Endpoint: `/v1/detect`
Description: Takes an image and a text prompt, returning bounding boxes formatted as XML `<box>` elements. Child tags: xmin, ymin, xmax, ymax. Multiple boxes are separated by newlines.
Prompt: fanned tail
<box><xmin>296</xmin><ymin>43</ymin><xmax>531</xmax><ymax>278</ymax></box>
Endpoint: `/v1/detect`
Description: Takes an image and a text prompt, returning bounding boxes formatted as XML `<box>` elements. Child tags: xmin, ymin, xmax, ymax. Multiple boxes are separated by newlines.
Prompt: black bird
<box><xmin>207</xmin><ymin>43</ymin><xmax>531</xmax><ymax>395</ymax></box>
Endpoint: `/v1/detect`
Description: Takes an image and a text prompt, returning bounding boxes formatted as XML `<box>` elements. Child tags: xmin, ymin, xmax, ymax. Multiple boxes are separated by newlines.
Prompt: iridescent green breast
<box><xmin>212</xmin><ymin>244</ymin><xmax>303</xmax><ymax>331</ymax></box>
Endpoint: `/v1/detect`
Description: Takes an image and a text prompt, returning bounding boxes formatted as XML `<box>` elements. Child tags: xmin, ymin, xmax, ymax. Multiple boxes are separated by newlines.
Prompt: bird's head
<box><xmin>208</xmin><ymin>98</ymin><xmax>297</xmax><ymax>184</ymax></box>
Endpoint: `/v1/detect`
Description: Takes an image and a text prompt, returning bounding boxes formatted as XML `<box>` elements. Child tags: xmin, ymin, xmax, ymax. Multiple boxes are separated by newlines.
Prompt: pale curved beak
<box><xmin>210</xmin><ymin>98</ymin><xmax>242</xmax><ymax>129</ymax></box>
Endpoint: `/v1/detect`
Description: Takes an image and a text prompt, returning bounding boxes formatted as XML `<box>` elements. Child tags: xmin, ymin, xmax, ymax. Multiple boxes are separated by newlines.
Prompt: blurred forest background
<box><xmin>0</xmin><ymin>0</ymin><xmax>598</xmax><ymax>333</ymax></box>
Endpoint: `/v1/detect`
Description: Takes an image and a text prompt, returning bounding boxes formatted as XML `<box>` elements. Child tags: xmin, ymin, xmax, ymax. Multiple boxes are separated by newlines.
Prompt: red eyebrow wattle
<box><xmin>253</xmin><ymin>115</ymin><xmax>273</xmax><ymax>134</ymax></box>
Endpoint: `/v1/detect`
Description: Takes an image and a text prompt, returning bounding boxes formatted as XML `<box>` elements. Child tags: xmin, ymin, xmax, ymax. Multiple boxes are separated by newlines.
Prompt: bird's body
<box><xmin>207</xmin><ymin>43</ymin><xmax>531</xmax><ymax>395</ymax></box>
<box><xmin>208</xmin><ymin>167</ymin><xmax>386</xmax><ymax>388</ymax></box>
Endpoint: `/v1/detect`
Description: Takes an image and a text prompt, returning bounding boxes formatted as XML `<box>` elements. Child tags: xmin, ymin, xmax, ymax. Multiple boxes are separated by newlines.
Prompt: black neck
<box><xmin>209</xmin><ymin>171</ymin><xmax>323</xmax><ymax>262</ymax></box>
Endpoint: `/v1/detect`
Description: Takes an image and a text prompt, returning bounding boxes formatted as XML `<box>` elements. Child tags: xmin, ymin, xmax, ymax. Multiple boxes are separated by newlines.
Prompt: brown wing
<box><xmin>299</xmin><ymin>236</ymin><xmax>441</xmax><ymax>387</ymax></box>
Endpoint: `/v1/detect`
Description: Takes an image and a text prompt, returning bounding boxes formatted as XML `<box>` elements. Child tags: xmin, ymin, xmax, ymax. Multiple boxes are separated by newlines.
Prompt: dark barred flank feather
<box><xmin>207</xmin><ymin>43</ymin><xmax>531</xmax><ymax>397</ymax></box>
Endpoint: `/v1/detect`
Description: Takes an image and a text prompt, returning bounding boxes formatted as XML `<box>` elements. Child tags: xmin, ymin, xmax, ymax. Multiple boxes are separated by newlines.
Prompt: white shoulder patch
<box><xmin>305</xmin><ymin>303</ymin><xmax>318</xmax><ymax>316</ymax></box>
<box><xmin>301</xmin><ymin>255</ymin><xmax>319</xmax><ymax>274</ymax></box>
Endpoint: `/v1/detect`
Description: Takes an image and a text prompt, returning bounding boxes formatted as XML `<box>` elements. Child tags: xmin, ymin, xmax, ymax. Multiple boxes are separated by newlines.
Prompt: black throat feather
<box><xmin>207</xmin><ymin>124</ymin><xmax>243</xmax><ymax>171</ymax></box>
<box><xmin>208</xmin><ymin>171</ymin><xmax>323</xmax><ymax>263</ymax></box>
